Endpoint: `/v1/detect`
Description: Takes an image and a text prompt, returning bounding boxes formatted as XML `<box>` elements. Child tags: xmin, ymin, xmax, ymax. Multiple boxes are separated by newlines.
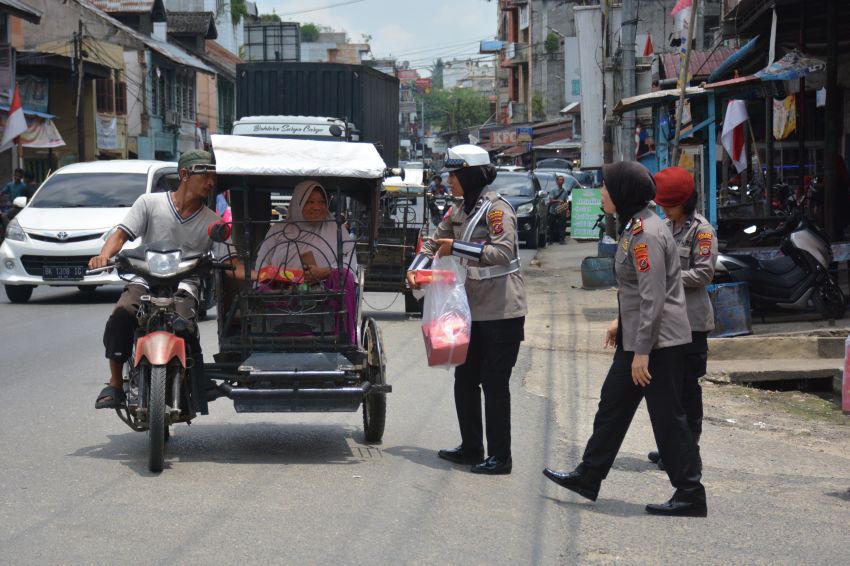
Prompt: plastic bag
<box><xmin>419</xmin><ymin>255</ymin><xmax>471</xmax><ymax>368</ymax></box>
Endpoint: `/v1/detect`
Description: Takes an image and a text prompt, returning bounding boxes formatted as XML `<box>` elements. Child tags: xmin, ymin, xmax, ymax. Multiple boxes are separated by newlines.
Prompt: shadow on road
<box><xmin>382</xmin><ymin>445</ymin><xmax>456</xmax><ymax>472</ymax></box>
<box><xmin>5</xmin><ymin>288</ymin><xmax>122</xmax><ymax>305</ymax></box>
<box><xmin>540</xmin><ymin>493</ymin><xmax>648</xmax><ymax>517</ymax></box>
<box><xmin>70</xmin><ymin>422</ymin><xmax>377</xmax><ymax>475</ymax></box>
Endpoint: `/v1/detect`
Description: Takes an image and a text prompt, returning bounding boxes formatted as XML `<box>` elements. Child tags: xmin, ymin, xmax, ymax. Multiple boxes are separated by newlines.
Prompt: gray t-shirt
<box><xmin>118</xmin><ymin>192</ymin><xmax>222</xmax><ymax>297</ymax></box>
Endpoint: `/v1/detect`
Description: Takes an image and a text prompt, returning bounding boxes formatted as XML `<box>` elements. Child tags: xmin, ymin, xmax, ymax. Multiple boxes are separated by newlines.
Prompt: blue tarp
<box><xmin>755</xmin><ymin>49</ymin><xmax>825</xmax><ymax>81</ymax></box>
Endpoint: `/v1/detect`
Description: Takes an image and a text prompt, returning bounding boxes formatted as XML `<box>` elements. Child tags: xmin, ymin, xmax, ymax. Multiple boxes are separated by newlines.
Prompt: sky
<box><xmin>252</xmin><ymin>0</ymin><xmax>498</xmax><ymax>74</ymax></box>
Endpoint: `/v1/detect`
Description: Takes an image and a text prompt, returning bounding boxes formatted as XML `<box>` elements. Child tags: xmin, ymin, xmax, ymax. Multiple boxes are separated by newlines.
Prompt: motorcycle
<box><xmin>428</xmin><ymin>192</ymin><xmax>449</xmax><ymax>226</ymax></box>
<box><xmin>714</xmin><ymin>212</ymin><xmax>846</xmax><ymax>320</ymax></box>
<box><xmin>88</xmin><ymin>239</ymin><xmax>227</xmax><ymax>472</ymax></box>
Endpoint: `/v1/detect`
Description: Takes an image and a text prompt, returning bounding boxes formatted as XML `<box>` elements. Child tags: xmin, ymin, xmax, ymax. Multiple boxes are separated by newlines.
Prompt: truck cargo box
<box><xmin>236</xmin><ymin>62</ymin><xmax>400</xmax><ymax>166</ymax></box>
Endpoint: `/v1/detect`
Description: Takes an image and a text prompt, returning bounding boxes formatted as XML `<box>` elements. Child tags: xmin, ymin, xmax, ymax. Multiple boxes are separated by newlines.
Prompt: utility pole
<box><xmin>672</xmin><ymin>0</ymin><xmax>699</xmax><ymax>161</ymax></box>
<box><xmin>621</xmin><ymin>0</ymin><xmax>637</xmax><ymax>161</ymax></box>
<box><xmin>74</xmin><ymin>19</ymin><xmax>85</xmax><ymax>162</ymax></box>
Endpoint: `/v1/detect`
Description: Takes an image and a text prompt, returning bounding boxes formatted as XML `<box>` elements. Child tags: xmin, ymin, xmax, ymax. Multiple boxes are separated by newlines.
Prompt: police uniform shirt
<box><xmin>410</xmin><ymin>192</ymin><xmax>527</xmax><ymax>321</ymax></box>
<box><xmin>666</xmin><ymin>212</ymin><xmax>717</xmax><ymax>332</ymax></box>
<box><xmin>615</xmin><ymin>207</ymin><xmax>691</xmax><ymax>354</ymax></box>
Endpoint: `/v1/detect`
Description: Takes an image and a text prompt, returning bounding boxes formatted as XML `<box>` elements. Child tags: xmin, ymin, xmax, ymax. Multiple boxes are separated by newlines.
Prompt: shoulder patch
<box><xmin>697</xmin><ymin>231</ymin><xmax>713</xmax><ymax>256</ymax></box>
<box><xmin>631</xmin><ymin>218</ymin><xmax>644</xmax><ymax>235</ymax></box>
<box><xmin>488</xmin><ymin>209</ymin><xmax>505</xmax><ymax>235</ymax></box>
<box><xmin>633</xmin><ymin>242</ymin><xmax>650</xmax><ymax>272</ymax></box>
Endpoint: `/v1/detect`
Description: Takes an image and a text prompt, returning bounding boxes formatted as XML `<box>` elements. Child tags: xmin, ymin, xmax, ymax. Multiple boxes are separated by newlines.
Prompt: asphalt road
<box><xmin>0</xmin><ymin>249</ymin><xmax>576</xmax><ymax>565</ymax></box>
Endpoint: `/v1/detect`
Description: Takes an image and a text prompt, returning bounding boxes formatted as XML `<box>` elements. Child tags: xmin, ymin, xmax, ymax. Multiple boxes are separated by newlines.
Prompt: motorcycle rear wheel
<box><xmin>813</xmin><ymin>277</ymin><xmax>846</xmax><ymax>320</ymax></box>
<box><xmin>147</xmin><ymin>365</ymin><xmax>167</xmax><ymax>473</ymax></box>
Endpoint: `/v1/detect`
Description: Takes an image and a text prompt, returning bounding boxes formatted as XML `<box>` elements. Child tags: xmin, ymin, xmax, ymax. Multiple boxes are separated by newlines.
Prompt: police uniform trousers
<box><xmin>682</xmin><ymin>331</ymin><xmax>708</xmax><ymax>438</ymax></box>
<box><xmin>454</xmin><ymin>316</ymin><xmax>525</xmax><ymax>459</ymax></box>
<box><xmin>581</xmin><ymin>343</ymin><xmax>705</xmax><ymax>503</ymax></box>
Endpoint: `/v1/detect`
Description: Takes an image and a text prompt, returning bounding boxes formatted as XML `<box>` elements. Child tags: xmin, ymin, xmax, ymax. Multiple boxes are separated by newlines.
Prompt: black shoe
<box><xmin>645</xmin><ymin>498</ymin><xmax>707</xmax><ymax>517</ymax></box>
<box><xmin>542</xmin><ymin>467</ymin><xmax>601</xmax><ymax>501</ymax></box>
<box><xmin>438</xmin><ymin>445</ymin><xmax>484</xmax><ymax>465</ymax></box>
<box><xmin>471</xmin><ymin>456</ymin><xmax>512</xmax><ymax>475</ymax></box>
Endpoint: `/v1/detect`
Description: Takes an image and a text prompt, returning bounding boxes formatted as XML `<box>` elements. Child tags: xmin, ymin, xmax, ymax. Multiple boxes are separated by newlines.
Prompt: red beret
<box><xmin>654</xmin><ymin>166</ymin><xmax>695</xmax><ymax>207</ymax></box>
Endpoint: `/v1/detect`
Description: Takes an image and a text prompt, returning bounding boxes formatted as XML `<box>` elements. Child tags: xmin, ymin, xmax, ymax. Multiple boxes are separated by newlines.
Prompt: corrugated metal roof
<box><xmin>0</xmin><ymin>0</ymin><xmax>42</xmax><ymax>24</ymax></box>
<box><xmin>660</xmin><ymin>47</ymin><xmax>738</xmax><ymax>81</ymax></box>
<box><xmin>167</xmin><ymin>11</ymin><xmax>217</xmax><ymax>39</ymax></box>
<box><xmin>78</xmin><ymin>1</ymin><xmax>214</xmax><ymax>74</ymax></box>
<box><xmin>88</xmin><ymin>1</ymin><xmax>157</xmax><ymax>13</ymax></box>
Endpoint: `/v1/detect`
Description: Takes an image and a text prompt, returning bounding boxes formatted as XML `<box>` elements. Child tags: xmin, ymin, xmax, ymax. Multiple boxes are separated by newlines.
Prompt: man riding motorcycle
<box><xmin>427</xmin><ymin>174</ymin><xmax>450</xmax><ymax>225</ymax></box>
<box><xmin>90</xmin><ymin>150</ymin><xmax>221</xmax><ymax>409</ymax></box>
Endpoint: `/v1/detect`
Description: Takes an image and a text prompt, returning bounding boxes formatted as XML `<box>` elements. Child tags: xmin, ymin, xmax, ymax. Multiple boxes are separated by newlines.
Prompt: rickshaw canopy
<box><xmin>210</xmin><ymin>134</ymin><xmax>387</xmax><ymax>179</ymax></box>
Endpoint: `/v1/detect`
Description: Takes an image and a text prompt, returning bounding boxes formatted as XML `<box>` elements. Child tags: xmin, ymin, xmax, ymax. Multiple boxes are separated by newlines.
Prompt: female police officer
<box><xmin>542</xmin><ymin>161</ymin><xmax>707</xmax><ymax>516</ymax></box>
<box><xmin>647</xmin><ymin>166</ymin><xmax>717</xmax><ymax>470</ymax></box>
<box><xmin>407</xmin><ymin>145</ymin><xmax>526</xmax><ymax>475</ymax></box>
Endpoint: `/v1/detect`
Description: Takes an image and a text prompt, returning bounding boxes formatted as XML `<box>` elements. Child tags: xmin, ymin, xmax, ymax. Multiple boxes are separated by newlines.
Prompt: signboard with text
<box><xmin>570</xmin><ymin>188</ymin><xmax>603</xmax><ymax>240</ymax></box>
<box><xmin>516</xmin><ymin>126</ymin><xmax>532</xmax><ymax>142</ymax></box>
<box><xmin>491</xmin><ymin>128</ymin><xmax>518</xmax><ymax>145</ymax></box>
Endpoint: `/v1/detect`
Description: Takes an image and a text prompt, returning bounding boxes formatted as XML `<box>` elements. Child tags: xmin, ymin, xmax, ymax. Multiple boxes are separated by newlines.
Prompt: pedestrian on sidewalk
<box><xmin>646</xmin><ymin>166</ymin><xmax>717</xmax><ymax>470</ymax></box>
<box><xmin>543</xmin><ymin>161</ymin><xmax>707</xmax><ymax>517</ymax></box>
<box><xmin>407</xmin><ymin>144</ymin><xmax>527</xmax><ymax>476</ymax></box>
<box><xmin>547</xmin><ymin>174</ymin><xmax>569</xmax><ymax>244</ymax></box>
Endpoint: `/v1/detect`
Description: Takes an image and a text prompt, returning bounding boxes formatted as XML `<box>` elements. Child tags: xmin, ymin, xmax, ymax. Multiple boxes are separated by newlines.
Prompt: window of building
<box><xmin>95</xmin><ymin>79</ymin><xmax>114</xmax><ymax>113</ymax></box>
<box><xmin>115</xmin><ymin>82</ymin><xmax>127</xmax><ymax>115</ymax></box>
<box><xmin>176</xmin><ymin>74</ymin><xmax>195</xmax><ymax>121</ymax></box>
<box><xmin>571</xmin><ymin>80</ymin><xmax>581</xmax><ymax>97</ymax></box>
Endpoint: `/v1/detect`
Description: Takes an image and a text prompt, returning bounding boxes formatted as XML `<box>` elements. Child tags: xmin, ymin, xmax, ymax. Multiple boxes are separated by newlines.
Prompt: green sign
<box><xmin>570</xmin><ymin>188</ymin><xmax>603</xmax><ymax>240</ymax></box>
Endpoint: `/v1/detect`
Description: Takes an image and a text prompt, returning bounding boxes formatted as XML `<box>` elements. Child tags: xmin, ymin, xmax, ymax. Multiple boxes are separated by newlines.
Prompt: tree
<box><xmin>419</xmin><ymin>87</ymin><xmax>490</xmax><ymax>132</ymax></box>
<box><xmin>259</xmin><ymin>11</ymin><xmax>281</xmax><ymax>23</ymax></box>
<box><xmin>531</xmin><ymin>92</ymin><xmax>546</xmax><ymax>120</ymax></box>
<box><xmin>544</xmin><ymin>32</ymin><xmax>560</xmax><ymax>54</ymax></box>
<box><xmin>230</xmin><ymin>0</ymin><xmax>249</xmax><ymax>26</ymax></box>
<box><xmin>301</xmin><ymin>23</ymin><xmax>320</xmax><ymax>42</ymax></box>
<box><xmin>432</xmin><ymin>58</ymin><xmax>445</xmax><ymax>90</ymax></box>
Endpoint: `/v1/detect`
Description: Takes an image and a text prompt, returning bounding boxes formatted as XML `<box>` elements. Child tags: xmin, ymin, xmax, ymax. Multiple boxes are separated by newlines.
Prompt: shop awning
<box><xmin>0</xmin><ymin>103</ymin><xmax>54</xmax><ymax>119</ymax></box>
<box><xmin>479</xmin><ymin>142</ymin><xmax>509</xmax><ymax>152</ymax></box>
<box><xmin>0</xmin><ymin>0</ymin><xmax>42</xmax><ymax>24</ymax></box>
<box><xmin>559</xmin><ymin>102</ymin><xmax>580</xmax><ymax>115</ymax></box>
<box><xmin>613</xmin><ymin>87</ymin><xmax>706</xmax><ymax>115</ymax></box>
<box><xmin>533</xmin><ymin>131</ymin><xmax>577</xmax><ymax>149</ymax></box>
<box><xmin>498</xmin><ymin>144</ymin><xmax>530</xmax><ymax>157</ymax></box>
<box><xmin>660</xmin><ymin>47</ymin><xmax>739</xmax><ymax>82</ymax></box>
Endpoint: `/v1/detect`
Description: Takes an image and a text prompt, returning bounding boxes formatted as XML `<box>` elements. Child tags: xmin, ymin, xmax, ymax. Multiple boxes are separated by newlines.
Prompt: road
<box><xmin>1</xmin><ymin>249</ymin><xmax>575</xmax><ymax>565</ymax></box>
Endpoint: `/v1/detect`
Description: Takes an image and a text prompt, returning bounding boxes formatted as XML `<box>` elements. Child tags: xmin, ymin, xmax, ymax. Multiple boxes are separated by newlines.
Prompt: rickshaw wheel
<box><xmin>362</xmin><ymin>317</ymin><xmax>387</xmax><ymax>443</ymax></box>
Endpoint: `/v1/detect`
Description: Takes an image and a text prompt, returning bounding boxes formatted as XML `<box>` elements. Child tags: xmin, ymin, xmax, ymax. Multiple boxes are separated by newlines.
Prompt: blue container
<box><xmin>707</xmin><ymin>282</ymin><xmax>752</xmax><ymax>337</ymax></box>
<box><xmin>597</xmin><ymin>241</ymin><xmax>618</xmax><ymax>257</ymax></box>
<box><xmin>581</xmin><ymin>256</ymin><xmax>617</xmax><ymax>289</ymax></box>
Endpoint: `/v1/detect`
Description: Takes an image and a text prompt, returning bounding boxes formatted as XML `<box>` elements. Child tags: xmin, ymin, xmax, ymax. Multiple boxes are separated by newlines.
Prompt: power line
<box><xmin>275</xmin><ymin>0</ymin><xmax>370</xmax><ymax>17</ymax></box>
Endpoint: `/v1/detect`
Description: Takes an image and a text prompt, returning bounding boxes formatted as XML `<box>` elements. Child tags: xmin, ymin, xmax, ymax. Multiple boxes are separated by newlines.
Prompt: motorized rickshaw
<box><xmin>102</xmin><ymin>134</ymin><xmax>394</xmax><ymax>472</ymax></box>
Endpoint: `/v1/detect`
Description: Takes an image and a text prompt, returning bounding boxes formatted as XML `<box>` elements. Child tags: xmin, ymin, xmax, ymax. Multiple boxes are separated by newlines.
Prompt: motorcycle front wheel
<box><xmin>147</xmin><ymin>365</ymin><xmax>167</xmax><ymax>473</ymax></box>
<box><xmin>813</xmin><ymin>277</ymin><xmax>847</xmax><ymax>320</ymax></box>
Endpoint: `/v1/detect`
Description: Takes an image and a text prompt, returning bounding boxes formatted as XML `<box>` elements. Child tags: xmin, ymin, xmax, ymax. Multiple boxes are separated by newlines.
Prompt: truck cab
<box><xmin>232</xmin><ymin>115</ymin><xmax>360</xmax><ymax>142</ymax></box>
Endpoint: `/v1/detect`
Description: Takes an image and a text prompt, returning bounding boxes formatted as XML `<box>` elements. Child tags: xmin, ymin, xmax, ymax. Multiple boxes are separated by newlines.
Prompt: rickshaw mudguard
<box><xmin>134</xmin><ymin>331</ymin><xmax>187</xmax><ymax>368</ymax></box>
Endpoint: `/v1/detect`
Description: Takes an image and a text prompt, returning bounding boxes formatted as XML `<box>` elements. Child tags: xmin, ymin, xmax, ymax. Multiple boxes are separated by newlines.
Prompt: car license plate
<box><xmin>43</xmin><ymin>265</ymin><xmax>85</xmax><ymax>280</ymax></box>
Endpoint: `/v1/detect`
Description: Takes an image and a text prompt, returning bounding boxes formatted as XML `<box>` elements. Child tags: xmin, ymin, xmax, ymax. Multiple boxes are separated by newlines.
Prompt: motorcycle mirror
<box><xmin>207</xmin><ymin>220</ymin><xmax>231</xmax><ymax>243</ymax></box>
<box><xmin>12</xmin><ymin>196</ymin><xmax>26</xmax><ymax>208</ymax></box>
<box><xmin>743</xmin><ymin>225</ymin><xmax>758</xmax><ymax>235</ymax></box>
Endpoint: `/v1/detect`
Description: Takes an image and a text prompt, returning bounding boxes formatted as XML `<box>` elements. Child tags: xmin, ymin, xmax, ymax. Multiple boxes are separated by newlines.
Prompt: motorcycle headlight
<box><xmin>146</xmin><ymin>250</ymin><xmax>182</xmax><ymax>277</ymax></box>
<box><xmin>4</xmin><ymin>218</ymin><xmax>26</xmax><ymax>242</ymax></box>
<box><xmin>517</xmin><ymin>203</ymin><xmax>534</xmax><ymax>215</ymax></box>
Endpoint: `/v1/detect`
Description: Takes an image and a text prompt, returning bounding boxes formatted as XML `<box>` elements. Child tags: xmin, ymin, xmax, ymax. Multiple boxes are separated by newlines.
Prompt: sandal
<box><xmin>95</xmin><ymin>384</ymin><xmax>126</xmax><ymax>409</ymax></box>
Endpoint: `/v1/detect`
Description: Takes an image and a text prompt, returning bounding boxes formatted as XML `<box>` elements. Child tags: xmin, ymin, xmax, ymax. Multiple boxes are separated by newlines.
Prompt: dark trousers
<box><xmin>682</xmin><ymin>331</ymin><xmax>708</xmax><ymax>437</ymax></box>
<box><xmin>548</xmin><ymin>212</ymin><xmax>567</xmax><ymax>243</ymax></box>
<box><xmin>453</xmin><ymin>317</ymin><xmax>524</xmax><ymax>459</ymax></box>
<box><xmin>581</xmin><ymin>345</ymin><xmax>705</xmax><ymax>503</ymax></box>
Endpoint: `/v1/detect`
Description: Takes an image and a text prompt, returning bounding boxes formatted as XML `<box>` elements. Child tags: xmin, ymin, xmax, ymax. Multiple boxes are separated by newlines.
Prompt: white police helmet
<box><xmin>444</xmin><ymin>144</ymin><xmax>491</xmax><ymax>171</ymax></box>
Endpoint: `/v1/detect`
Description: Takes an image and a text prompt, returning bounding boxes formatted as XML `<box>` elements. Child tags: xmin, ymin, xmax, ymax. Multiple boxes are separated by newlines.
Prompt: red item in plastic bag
<box><xmin>258</xmin><ymin>265</ymin><xmax>305</xmax><ymax>285</ymax></box>
<box><xmin>421</xmin><ymin>312</ymin><xmax>470</xmax><ymax>367</ymax></box>
<box><xmin>414</xmin><ymin>269</ymin><xmax>457</xmax><ymax>286</ymax></box>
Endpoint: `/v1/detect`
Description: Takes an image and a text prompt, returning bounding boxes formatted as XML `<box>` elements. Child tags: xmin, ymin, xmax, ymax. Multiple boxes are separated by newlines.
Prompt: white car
<box><xmin>0</xmin><ymin>160</ymin><xmax>178</xmax><ymax>303</ymax></box>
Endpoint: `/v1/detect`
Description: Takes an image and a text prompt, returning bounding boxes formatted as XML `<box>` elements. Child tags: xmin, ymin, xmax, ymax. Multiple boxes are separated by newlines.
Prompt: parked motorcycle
<box><xmin>714</xmin><ymin>212</ymin><xmax>846</xmax><ymax>319</ymax></box>
<box><xmin>88</xmin><ymin>240</ymin><xmax>226</xmax><ymax>472</ymax></box>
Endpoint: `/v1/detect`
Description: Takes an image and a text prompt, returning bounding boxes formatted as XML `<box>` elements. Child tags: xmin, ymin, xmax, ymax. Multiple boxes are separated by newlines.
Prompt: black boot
<box><xmin>645</xmin><ymin>497</ymin><xmax>707</xmax><ymax>517</ymax></box>
<box><xmin>542</xmin><ymin>466</ymin><xmax>602</xmax><ymax>501</ymax></box>
<box><xmin>438</xmin><ymin>445</ymin><xmax>485</xmax><ymax>465</ymax></box>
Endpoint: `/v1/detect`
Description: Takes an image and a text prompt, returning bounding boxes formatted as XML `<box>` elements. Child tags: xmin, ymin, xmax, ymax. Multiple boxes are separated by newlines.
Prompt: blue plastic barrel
<box><xmin>581</xmin><ymin>256</ymin><xmax>617</xmax><ymax>289</ymax></box>
<box><xmin>707</xmin><ymin>282</ymin><xmax>752</xmax><ymax>337</ymax></box>
<box><xmin>597</xmin><ymin>241</ymin><xmax>618</xmax><ymax>257</ymax></box>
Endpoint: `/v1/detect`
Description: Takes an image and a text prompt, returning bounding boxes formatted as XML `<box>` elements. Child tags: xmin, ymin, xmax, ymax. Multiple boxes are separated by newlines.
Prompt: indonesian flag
<box><xmin>0</xmin><ymin>84</ymin><xmax>27</xmax><ymax>152</ymax></box>
<box><xmin>721</xmin><ymin>100</ymin><xmax>749</xmax><ymax>173</ymax></box>
<box><xmin>642</xmin><ymin>35</ymin><xmax>654</xmax><ymax>57</ymax></box>
<box><xmin>671</xmin><ymin>0</ymin><xmax>693</xmax><ymax>16</ymax></box>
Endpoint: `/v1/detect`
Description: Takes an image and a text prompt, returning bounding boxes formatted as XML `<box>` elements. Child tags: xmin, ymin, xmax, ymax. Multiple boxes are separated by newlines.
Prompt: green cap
<box><xmin>178</xmin><ymin>149</ymin><xmax>212</xmax><ymax>171</ymax></box>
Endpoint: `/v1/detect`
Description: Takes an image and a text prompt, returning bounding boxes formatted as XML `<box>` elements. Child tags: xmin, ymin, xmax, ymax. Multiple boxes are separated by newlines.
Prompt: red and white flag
<box><xmin>1</xmin><ymin>84</ymin><xmax>27</xmax><ymax>152</ymax></box>
<box><xmin>721</xmin><ymin>100</ymin><xmax>749</xmax><ymax>173</ymax></box>
<box><xmin>642</xmin><ymin>35</ymin><xmax>654</xmax><ymax>57</ymax></box>
<box><xmin>671</xmin><ymin>0</ymin><xmax>693</xmax><ymax>16</ymax></box>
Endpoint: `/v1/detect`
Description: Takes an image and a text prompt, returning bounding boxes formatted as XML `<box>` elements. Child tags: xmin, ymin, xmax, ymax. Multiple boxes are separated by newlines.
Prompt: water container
<box><xmin>597</xmin><ymin>241</ymin><xmax>618</xmax><ymax>257</ymax></box>
<box><xmin>707</xmin><ymin>282</ymin><xmax>752</xmax><ymax>337</ymax></box>
<box><xmin>581</xmin><ymin>256</ymin><xmax>616</xmax><ymax>289</ymax></box>
<box><xmin>841</xmin><ymin>336</ymin><xmax>850</xmax><ymax>415</ymax></box>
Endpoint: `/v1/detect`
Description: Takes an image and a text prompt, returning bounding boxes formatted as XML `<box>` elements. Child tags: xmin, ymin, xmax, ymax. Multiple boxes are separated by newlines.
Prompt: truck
<box><xmin>235</xmin><ymin>62</ymin><xmax>400</xmax><ymax>166</ymax></box>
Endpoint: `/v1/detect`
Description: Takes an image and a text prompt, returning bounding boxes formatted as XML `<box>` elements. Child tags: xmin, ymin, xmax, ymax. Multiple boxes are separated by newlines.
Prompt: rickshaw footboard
<box><xmin>216</xmin><ymin>382</ymin><xmax>391</xmax><ymax>413</ymax></box>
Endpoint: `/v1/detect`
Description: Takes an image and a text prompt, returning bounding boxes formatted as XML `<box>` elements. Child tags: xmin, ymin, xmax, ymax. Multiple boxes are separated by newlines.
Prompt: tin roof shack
<box><xmin>236</xmin><ymin>62</ymin><xmax>400</xmax><ymax>166</ymax></box>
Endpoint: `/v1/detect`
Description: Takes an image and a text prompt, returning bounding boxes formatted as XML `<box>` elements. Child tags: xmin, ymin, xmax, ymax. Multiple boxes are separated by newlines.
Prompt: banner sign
<box><xmin>491</xmin><ymin>128</ymin><xmax>518</xmax><ymax>145</ymax></box>
<box><xmin>516</xmin><ymin>126</ymin><xmax>533</xmax><ymax>142</ymax></box>
<box><xmin>570</xmin><ymin>188</ymin><xmax>603</xmax><ymax>240</ymax></box>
